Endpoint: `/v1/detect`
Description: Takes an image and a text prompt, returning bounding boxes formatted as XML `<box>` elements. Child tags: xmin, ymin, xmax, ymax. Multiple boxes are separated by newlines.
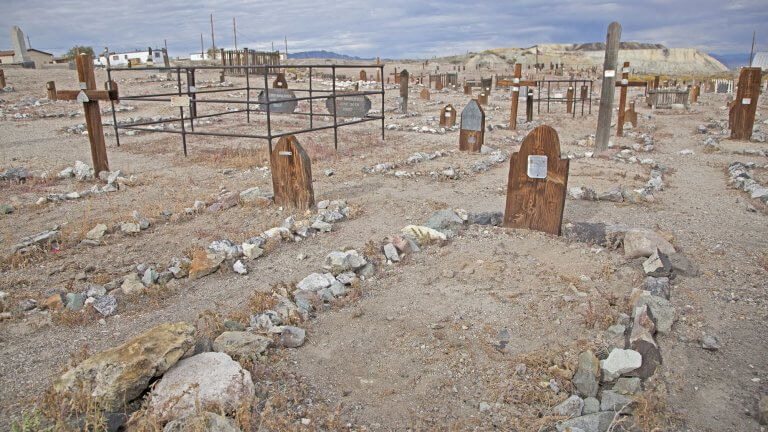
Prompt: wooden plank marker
<box><xmin>595</xmin><ymin>21</ymin><xmax>622</xmax><ymax>150</ymax></box>
<box><xmin>459</xmin><ymin>99</ymin><xmax>485</xmax><ymax>152</ymax></box>
<box><xmin>399</xmin><ymin>69</ymin><xmax>409</xmax><ymax>113</ymax></box>
<box><xmin>0</xmin><ymin>69</ymin><xmax>6</xmax><ymax>88</ymax></box>
<box><xmin>477</xmin><ymin>91</ymin><xmax>488</xmax><ymax>105</ymax></box>
<box><xmin>616</xmin><ymin>61</ymin><xmax>630</xmax><ymax>136</ymax></box>
<box><xmin>53</xmin><ymin>53</ymin><xmax>115</xmax><ymax>174</ymax></box>
<box><xmin>625</xmin><ymin>101</ymin><xmax>638</xmax><ymax>128</ymax></box>
<box><xmin>273</xmin><ymin>73</ymin><xmax>288</xmax><ymax>89</ymax></box>
<box><xmin>420</xmin><ymin>88</ymin><xmax>430</xmax><ymax>100</ymax></box>
<box><xmin>566</xmin><ymin>86</ymin><xmax>574</xmax><ymax>114</ymax></box>
<box><xmin>463</xmin><ymin>83</ymin><xmax>472</xmax><ymax>95</ymax></box>
<box><xmin>730</xmin><ymin>67</ymin><xmax>761</xmax><ymax>141</ymax></box>
<box><xmin>435</xmin><ymin>80</ymin><xmax>443</xmax><ymax>91</ymax></box>
<box><xmin>503</xmin><ymin>125</ymin><xmax>569</xmax><ymax>235</ymax></box>
<box><xmin>440</xmin><ymin>104</ymin><xmax>456</xmax><ymax>127</ymax></box>
<box><xmin>46</xmin><ymin>81</ymin><xmax>57</xmax><ymax>100</ymax></box>
<box><xmin>526</xmin><ymin>89</ymin><xmax>534</xmax><ymax>122</ymax></box>
<box><xmin>270</xmin><ymin>135</ymin><xmax>314</xmax><ymax>210</ymax></box>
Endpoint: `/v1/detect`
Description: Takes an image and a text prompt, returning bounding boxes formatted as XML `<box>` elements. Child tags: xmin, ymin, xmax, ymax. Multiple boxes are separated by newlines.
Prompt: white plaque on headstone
<box><xmin>604</xmin><ymin>70</ymin><xmax>615</xmax><ymax>78</ymax></box>
<box><xmin>527</xmin><ymin>155</ymin><xmax>548</xmax><ymax>179</ymax></box>
<box><xmin>742</xmin><ymin>98</ymin><xmax>751</xmax><ymax>105</ymax></box>
<box><xmin>170</xmin><ymin>96</ymin><xmax>190</xmax><ymax>107</ymax></box>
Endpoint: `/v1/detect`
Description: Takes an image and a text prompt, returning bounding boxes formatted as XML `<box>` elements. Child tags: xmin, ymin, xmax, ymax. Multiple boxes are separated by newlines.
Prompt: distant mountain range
<box><xmin>287</xmin><ymin>50</ymin><xmax>372</xmax><ymax>60</ymax></box>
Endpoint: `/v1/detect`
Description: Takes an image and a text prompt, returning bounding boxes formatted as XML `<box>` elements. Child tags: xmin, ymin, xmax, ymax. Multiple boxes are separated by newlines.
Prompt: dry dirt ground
<box><xmin>0</xmin><ymin>63</ymin><xmax>767</xmax><ymax>431</ymax></box>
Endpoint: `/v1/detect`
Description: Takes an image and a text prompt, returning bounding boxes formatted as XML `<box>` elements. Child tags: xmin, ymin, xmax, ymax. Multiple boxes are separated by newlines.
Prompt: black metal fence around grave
<box><xmin>533</xmin><ymin>79</ymin><xmax>593</xmax><ymax>117</ymax></box>
<box><xmin>105</xmin><ymin>63</ymin><xmax>386</xmax><ymax>155</ymax></box>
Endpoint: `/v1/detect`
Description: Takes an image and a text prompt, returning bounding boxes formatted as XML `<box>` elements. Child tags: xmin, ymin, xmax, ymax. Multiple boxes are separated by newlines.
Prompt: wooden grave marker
<box><xmin>459</xmin><ymin>99</ymin><xmax>485</xmax><ymax>152</ymax></box>
<box><xmin>596</xmin><ymin>21</ymin><xmax>621</xmax><ymax>150</ymax></box>
<box><xmin>463</xmin><ymin>83</ymin><xmax>472</xmax><ymax>95</ymax></box>
<box><xmin>435</xmin><ymin>80</ymin><xmax>443</xmax><ymax>91</ymax></box>
<box><xmin>50</xmin><ymin>53</ymin><xmax>117</xmax><ymax>174</ymax></box>
<box><xmin>502</xmin><ymin>64</ymin><xmax>537</xmax><ymax>129</ymax></box>
<box><xmin>477</xmin><ymin>91</ymin><xmax>488</xmax><ymax>105</ymax></box>
<box><xmin>625</xmin><ymin>101</ymin><xmax>638</xmax><ymax>128</ymax></box>
<box><xmin>503</xmin><ymin>125</ymin><xmax>569</xmax><ymax>235</ymax></box>
<box><xmin>690</xmin><ymin>84</ymin><xmax>700</xmax><ymax>103</ymax></box>
<box><xmin>616</xmin><ymin>61</ymin><xmax>630</xmax><ymax>136</ymax></box>
<box><xmin>46</xmin><ymin>81</ymin><xmax>57</xmax><ymax>100</ymax></box>
<box><xmin>0</xmin><ymin>69</ymin><xmax>5</xmax><ymax>88</ymax></box>
<box><xmin>566</xmin><ymin>86</ymin><xmax>574</xmax><ymax>113</ymax></box>
<box><xmin>440</xmin><ymin>104</ymin><xmax>456</xmax><ymax>127</ymax></box>
<box><xmin>730</xmin><ymin>67</ymin><xmax>761</xmax><ymax>141</ymax></box>
<box><xmin>420</xmin><ymin>88</ymin><xmax>431</xmax><ymax>100</ymax></box>
<box><xmin>273</xmin><ymin>73</ymin><xmax>288</xmax><ymax>89</ymax></box>
<box><xmin>399</xmin><ymin>69</ymin><xmax>409</xmax><ymax>113</ymax></box>
<box><xmin>526</xmin><ymin>89</ymin><xmax>534</xmax><ymax>122</ymax></box>
<box><xmin>359</xmin><ymin>70</ymin><xmax>367</xmax><ymax>81</ymax></box>
<box><xmin>270</xmin><ymin>135</ymin><xmax>314</xmax><ymax>210</ymax></box>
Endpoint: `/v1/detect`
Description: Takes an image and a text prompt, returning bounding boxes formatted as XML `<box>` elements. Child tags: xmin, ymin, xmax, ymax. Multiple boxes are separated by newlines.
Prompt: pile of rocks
<box><xmin>471</xmin><ymin>148</ymin><xmax>509</xmax><ymax>173</ymax></box>
<box><xmin>569</xmin><ymin>163</ymin><xmax>666</xmax><ymax>204</ymax></box>
<box><xmin>728</xmin><ymin>162</ymin><xmax>768</xmax><ymax>205</ymax></box>
<box><xmin>363</xmin><ymin>150</ymin><xmax>461</xmax><ymax>180</ymax></box>
<box><xmin>101</xmin><ymin>104</ymin><xmax>136</xmax><ymax>114</ymax></box>
<box><xmin>37</xmin><ymin>163</ymin><xmax>133</xmax><ymax>205</ymax></box>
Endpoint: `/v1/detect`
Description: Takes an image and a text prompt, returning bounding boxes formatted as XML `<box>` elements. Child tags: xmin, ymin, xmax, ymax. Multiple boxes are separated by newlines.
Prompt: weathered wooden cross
<box><xmin>459</xmin><ymin>99</ymin><xmax>485</xmax><ymax>152</ymax></box>
<box><xmin>595</xmin><ymin>21</ymin><xmax>621</xmax><ymax>150</ymax></box>
<box><xmin>440</xmin><ymin>104</ymin><xmax>456</xmax><ymax>127</ymax></box>
<box><xmin>730</xmin><ymin>67</ymin><xmax>761</xmax><ymax>141</ymax></box>
<box><xmin>614</xmin><ymin>61</ymin><xmax>647</xmax><ymax>136</ymax></box>
<box><xmin>50</xmin><ymin>53</ymin><xmax>117</xmax><ymax>174</ymax></box>
<box><xmin>503</xmin><ymin>125</ymin><xmax>569</xmax><ymax>235</ymax></box>
<box><xmin>270</xmin><ymin>135</ymin><xmax>314</xmax><ymax>210</ymax></box>
<box><xmin>499</xmin><ymin>64</ymin><xmax>537</xmax><ymax>129</ymax></box>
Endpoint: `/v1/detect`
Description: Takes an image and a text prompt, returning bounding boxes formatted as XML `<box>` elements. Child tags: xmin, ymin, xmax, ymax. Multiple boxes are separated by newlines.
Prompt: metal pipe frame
<box><xmin>106</xmin><ymin>63</ymin><xmax>386</xmax><ymax>156</ymax></box>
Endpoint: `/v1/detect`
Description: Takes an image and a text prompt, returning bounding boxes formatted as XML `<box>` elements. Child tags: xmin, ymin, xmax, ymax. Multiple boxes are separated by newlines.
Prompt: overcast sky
<box><xmin>2</xmin><ymin>0</ymin><xmax>766</xmax><ymax>59</ymax></box>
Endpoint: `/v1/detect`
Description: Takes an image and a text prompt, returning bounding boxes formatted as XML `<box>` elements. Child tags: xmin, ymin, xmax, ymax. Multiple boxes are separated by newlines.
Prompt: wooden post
<box><xmin>596</xmin><ymin>21</ymin><xmax>622</xmax><ymax>150</ymax></box>
<box><xmin>653</xmin><ymin>75</ymin><xmax>660</xmax><ymax>89</ymax></box>
<box><xmin>626</xmin><ymin>101</ymin><xmax>637</xmax><ymax>128</ymax></box>
<box><xmin>46</xmin><ymin>81</ymin><xmax>57</xmax><ymax>100</ymax></box>
<box><xmin>399</xmin><ymin>69</ymin><xmax>409</xmax><ymax>113</ymax></box>
<box><xmin>477</xmin><ymin>91</ymin><xmax>488</xmax><ymax>105</ymax></box>
<box><xmin>526</xmin><ymin>89</ymin><xmax>534</xmax><ymax>122</ymax></box>
<box><xmin>359</xmin><ymin>70</ymin><xmax>367</xmax><ymax>81</ymax></box>
<box><xmin>270</xmin><ymin>135</ymin><xmax>314</xmax><ymax>210</ymax></box>
<box><xmin>0</xmin><ymin>69</ymin><xmax>5</xmax><ymax>88</ymax></box>
<box><xmin>76</xmin><ymin>54</ymin><xmax>109</xmax><ymax>174</ymax></box>
<box><xmin>440</xmin><ymin>104</ymin><xmax>456</xmax><ymax>127</ymax></box>
<box><xmin>459</xmin><ymin>99</ymin><xmax>485</xmax><ymax>152</ymax></box>
<box><xmin>730</xmin><ymin>67</ymin><xmax>761</xmax><ymax>141</ymax></box>
<box><xmin>509</xmin><ymin>63</ymin><xmax>522</xmax><ymax>129</ymax></box>
<box><xmin>566</xmin><ymin>86</ymin><xmax>574</xmax><ymax>114</ymax></box>
<box><xmin>616</xmin><ymin>61</ymin><xmax>630</xmax><ymax>136</ymax></box>
<box><xmin>464</xmin><ymin>83</ymin><xmax>472</xmax><ymax>95</ymax></box>
<box><xmin>503</xmin><ymin>125</ymin><xmax>569</xmax><ymax>235</ymax></box>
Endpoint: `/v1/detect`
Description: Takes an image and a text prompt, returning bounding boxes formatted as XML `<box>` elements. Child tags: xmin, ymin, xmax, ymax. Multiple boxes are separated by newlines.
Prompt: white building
<box><xmin>95</xmin><ymin>48</ymin><xmax>164</xmax><ymax>67</ymax></box>
<box><xmin>190</xmin><ymin>52</ymin><xmax>211</xmax><ymax>61</ymax></box>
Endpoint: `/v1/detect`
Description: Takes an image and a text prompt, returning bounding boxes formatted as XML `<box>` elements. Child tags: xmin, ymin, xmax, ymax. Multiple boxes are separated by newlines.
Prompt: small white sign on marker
<box><xmin>170</xmin><ymin>96</ymin><xmax>190</xmax><ymax>107</ymax></box>
<box><xmin>279</xmin><ymin>151</ymin><xmax>293</xmax><ymax>156</ymax></box>
<box><xmin>742</xmin><ymin>98</ymin><xmax>751</xmax><ymax>105</ymax></box>
<box><xmin>604</xmin><ymin>70</ymin><xmax>616</xmax><ymax>78</ymax></box>
<box><xmin>527</xmin><ymin>155</ymin><xmax>548</xmax><ymax>179</ymax></box>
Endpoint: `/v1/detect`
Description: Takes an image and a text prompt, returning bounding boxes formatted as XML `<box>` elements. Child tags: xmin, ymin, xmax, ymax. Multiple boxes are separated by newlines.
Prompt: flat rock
<box><xmin>54</xmin><ymin>322</ymin><xmax>195</xmax><ymax>410</ymax></box>
<box><xmin>553</xmin><ymin>394</ymin><xmax>583</xmax><ymax>418</ymax></box>
<box><xmin>644</xmin><ymin>276</ymin><xmax>670</xmax><ymax>299</ymax></box>
<box><xmin>280</xmin><ymin>326</ymin><xmax>306</xmax><ymax>348</ymax></box>
<box><xmin>582</xmin><ymin>397</ymin><xmax>599</xmax><ymax>414</ymax></box>
<box><xmin>425</xmin><ymin>209</ymin><xmax>464</xmax><ymax>234</ymax></box>
<box><xmin>634</xmin><ymin>294</ymin><xmax>675</xmax><ymax>335</ymax></box>
<box><xmin>324</xmin><ymin>250</ymin><xmax>367</xmax><ymax>275</ymax></box>
<box><xmin>600</xmin><ymin>349</ymin><xmax>642</xmax><ymax>382</ymax></box>
<box><xmin>556</xmin><ymin>411</ymin><xmax>614</xmax><ymax>432</ymax></box>
<box><xmin>297</xmin><ymin>273</ymin><xmax>332</xmax><ymax>291</ymax></box>
<box><xmin>572</xmin><ymin>350</ymin><xmax>600</xmax><ymax>397</ymax></box>
<box><xmin>86</xmin><ymin>224</ymin><xmax>108</xmax><ymax>240</ymax></box>
<box><xmin>600</xmin><ymin>390</ymin><xmax>634</xmax><ymax>413</ymax></box>
<box><xmin>383</xmin><ymin>243</ymin><xmax>400</xmax><ymax>262</ymax></box>
<box><xmin>623</xmin><ymin>229</ymin><xmax>675</xmax><ymax>258</ymax></box>
<box><xmin>213</xmin><ymin>331</ymin><xmax>272</xmax><ymax>360</ymax></box>
<box><xmin>148</xmin><ymin>352</ymin><xmax>254</xmax><ymax>422</ymax></box>
<box><xmin>189</xmin><ymin>252</ymin><xmax>225</xmax><ymax>280</ymax></box>
<box><xmin>121</xmin><ymin>273</ymin><xmax>145</xmax><ymax>295</ymax></box>
<box><xmin>163</xmin><ymin>412</ymin><xmax>241</xmax><ymax>432</ymax></box>
<box><xmin>614</xmin><ymin>377</ymin><xmax>641</xmax><ymax>395</ymax></box>
<box><xmin>668</xmin><ymin>252</ymin><xmax>699</xmax><ymax>277</ymax></box>
<box><xmin>401</xmin><ymin>225</ymin><xmax>446</xmax><ymax>245</ymax></box>
<box><xmin>643</xmin><ymin>249</ymin><xmax>672</xmax><ymax>277</ymax></box>
<box><xmin>92</xmin><ymin>295</ymin><xmax>117</xmax><ymax>317</ymax></box>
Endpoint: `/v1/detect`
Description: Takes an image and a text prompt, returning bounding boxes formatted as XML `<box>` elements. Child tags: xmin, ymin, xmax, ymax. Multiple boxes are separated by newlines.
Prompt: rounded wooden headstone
<box><xmin>420</xmin><ymin>88</ymin><xmax>430</xmax><ymax>100</ymax></box>
<box><xmin>463</xmin><ymin>84</ymin><xmax>472</xmax><ymax>95</ymax></box>
<box><xmin>459</xmin><ymin>100</ymin><xmax>485</xmax><ymax>152</ymax></box>
<box><xmin>273</xmin><ymin>73</ymin><xmax>288</xmax><ymax>89</ymax></box>
<box><xmin>503</xmin><ymin>125</ymin><xmax>569</xmax><ymax>235</ymax></box>
<box><xmin>359</xmin><ymin>70</ymin><xmax>367</xmax><ymax>81</ymax></box>
<box><xmin>270</xmin><ymin>135</ymin><xmax>314</xmax><ymax>210</ymax></box>
<box><xmin>435</xmin><ymin>80</ymin><xmax>443</xmax><ymax>91</ymax></box>
<box><xmin>440</xmin><ymin>104</ymin><xmax>456</xmax><ymax>127</ymax></box>
<box><xmin>477</xmin><ymin>92</ymin><xmax>488</xmax><ymax>106</ymax></box>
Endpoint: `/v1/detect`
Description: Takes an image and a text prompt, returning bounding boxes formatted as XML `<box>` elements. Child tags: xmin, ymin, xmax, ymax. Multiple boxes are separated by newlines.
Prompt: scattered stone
<box><xmin>132</xmin><ymin>211</ymin><xmax>151</xmax><ymax>230</ymax></box>
<box><xmin>401</xmin><ymin>225</ymin><xmax>446</xmax><ymax>245</ymax></box>
<box><xmin>324</xmin><ymin>168</ymin><xmax>334</xmax><ymax>176</ymax></box>
<box><xmin>297</xmin><ymin>273</ymin><xmax>332</xmax><ymax>291</ymax></box>
<box><xmin>73</xmin><ymin>160</ymin><xmax>94</xmax><ymax>180</ymax></box>
<box><xmin>555</xmin><ymin>412</ymin><xmax>614</xmax><ymax>432</ymax></box>
<box><xmin>324</xmin><ymin>250</ymin><xmax>367</xmax><ymax>275</ymax></box>
<box><xmin>44</xmin><ymin>293</ymin><xmax>64</xmax><ymax>310</ymax></box>
<box><xmin>148</xmin><ymin>352</ymin><xmax>254</xmax><ymax>422</ymax></box>
<box><xmin>232</xmin><ymin>260</ymin><xmax>247</xmax><ymax>275</ymax></box>
<box><xmin>572</xmin><ymin>351</ymin><xmax>600</xmax><ymax>397</ymax></box>
<box><xmin>0</xmin><ymin>204</ymin><xmax>15</xmax><ymax>214</ymax></box>
<box><xmin>469</xmin><ymin>211</ymin><xmax>503</xmax><ymax>226</ymax></box>
<box><xmin>634</xmin><ymin>293</ymin><xmax>675</xmax><ymax>335</ymax></box>
<box><xmin>280</xmin><ymin>326</ymin><xmax>306</xmax><ymax>348</ymax></box>
<box><xmin>668</xmin><ymin>252</ymin><xmax>699</xmax><ymax>277</ymax></box>
<box><xmin>65</xmin><ymin>293</ymin><xmax>86</xmax><ymax>311</ymax></box>
<box><xmin>242</xmin><ymin>242</ymin><xmax>264</xmax><ymax>259</ymax></box>
<box><xmin>606</xmin><ymin>324</ymin><xmax>626</xmax><ymax>338</ymax></box>
<box><xmin>92</xmin><ymin>295</ymin><xmax>117</xmax><ymax>317</ymax></box>
<box><xmin>54</xmin><ymin>322</ymin><xmax>196</xmax><ymax>410</ymax></box>
<box><xmin>644</xmin><ymin>276</ymin><xmax>670</xmax><ymax>299</ymax></box>
<box><xmin>19</xmin><ymin>299</ymin><xmax>37</xmax><ymax>311</ymax></box>
<box><xmin>168</xmin><ymin>257</ymin><xmax>190</xmax><ymax>279</ymax></box>
<box><xmin>582</xmin><ymin>397</ymin><xmax>599</xmax><ymax>415</ymax></box>
<box><xmin>311</xmin><ymin>220</ymin><xmax>332</xmax><ymax>232</ymax></box>
<box><xmin>189</xmin><ymin>252</ymin><xmax>225</xmax><ymax>280</ymax></box>
<box><xmin>213</xmin><ymin>331</ymin><xmax>272</xmax><ymax>360</ymax></box>
<box><xmin>623</xmin><ymin>229</ymin><xmax>675</xmax><ymax>258</ymax></box>
<box><xmin>479</xmin><ymin>402</ymin><xmax>491</xmax><ymax>412</ymax></box>
<box><xmin>142</xmin><ymin>268</ymin><xmax>159</xmax><ymax>286</ymax></box>
<box><xmin>600</xmin><ymin>390</ymin><xmax>634</xmax><ymax>413</ymax></box>
<box><xmin>614</xmin><ymin>377</ymin><xmax>641</xmax><ymax>395</ymax></box>
<box><xmin>600</xmin><ymin>349</ymin><xmax>642</xmax><ymax>382</ymax></box>
<box><xmin>700</xmin><ymin>335</ymin><xmax>720</xmax><ymax>351</ymax></box>
<box><xmin>120</xmin><ymin>222</ymin><xmax>140</xmax><ymax>234</ymax></box>
<box><xmin>425</xmin><ymin>209</ymin><xmax>464</xmax><ymax>235</ymax></box>
<box><xmin>86</xmin><ymin>223</ymin><xmax>108</xmax><ymax>240</ymax></box>
<box><xmin>553</xmin><ymin>394</ymin><xmax>584</xmax><ymax>418</ymax></box>
<box><xmin>383</xmin><ymin>243</ymin><xmax>400</xmax><ymax>262</ymax></box>
<box><xmin>643</xmin><ymin>249</ymin><xmax>672</xmax><ymax>277</ymax></box>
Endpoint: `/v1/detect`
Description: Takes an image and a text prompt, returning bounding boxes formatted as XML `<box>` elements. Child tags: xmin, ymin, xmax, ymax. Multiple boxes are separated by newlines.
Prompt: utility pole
<box><xmin>284</xmin><ymin>36</ymin><xmax>288</xmax><ymax>58</ymax></box>
<box><xmin>26</xmin><ymin>35</ymin><xmax>31</xmax><ymax>49</ymax></box>
<box><xmin>272</xmin><ymin>41</ymin><xmax>275</xmax><ymax>52</ymax></box>
<box><xmin>210</xmin><ymin>14</ymin><xmax>216</xmax><ymax>60</ymax></box>
<box><xmin>233</xmin><ymin>17</ymin><xmax>238</xmax><ymax>51</ymax></box>
<box><xmin>164</xmin><ymin>39</ymin><xmax>168</xmax><ymax>53</ymax></box>
<box><xmin>749</xmin><ymin>31</ymin><xmax>756</xmax><ymax>67</ymax></box>
<box><xmin>200</xmin><ymin>33</ymin><xmax>204</xmax><ymax>57</ymax></box>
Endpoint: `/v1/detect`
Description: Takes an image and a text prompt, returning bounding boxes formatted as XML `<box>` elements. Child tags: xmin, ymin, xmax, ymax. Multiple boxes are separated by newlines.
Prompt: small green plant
<box><xmin>10</xmin><ymin>410</ymin><xmax>53</xmax><ymax>432</ymax></box>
